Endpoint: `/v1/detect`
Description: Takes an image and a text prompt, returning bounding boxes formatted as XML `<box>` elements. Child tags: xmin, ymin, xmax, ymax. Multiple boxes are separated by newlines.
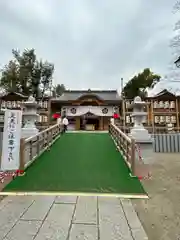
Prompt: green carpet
<box><xmin>3</xmin><ymin>133</ymin><xmax>146</xmax><ymax>196</ymax></box>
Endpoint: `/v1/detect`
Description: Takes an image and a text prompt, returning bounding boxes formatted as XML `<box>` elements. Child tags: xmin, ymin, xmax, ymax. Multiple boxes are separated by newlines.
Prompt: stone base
<box><xmin>129</xmin><ymin>128</ymin><xmax>152</xmax><ymax>143</ymax></box>
<box><xmin>135</xmin><ymin>142</ymin><xmax>154</xmax><ymax>164</ymax></box>
<box><xmin>21</xmin><ymin>128</ymin><xmax>39</xmax><ymax>139</ymax></box>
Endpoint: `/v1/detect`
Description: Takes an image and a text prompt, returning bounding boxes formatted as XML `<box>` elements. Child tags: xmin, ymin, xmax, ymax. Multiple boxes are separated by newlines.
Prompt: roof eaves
<box><xmin>153</xmin><ymin>89</ymin><xmax>175</xmax><ymax>97</ymax></box>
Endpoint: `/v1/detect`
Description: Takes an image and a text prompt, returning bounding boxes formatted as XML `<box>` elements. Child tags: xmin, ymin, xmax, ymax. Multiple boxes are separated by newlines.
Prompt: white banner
<box><xmin>63</xmin><ymin>106</ymin><xmax>114</xmax><ymax>117</ymax></box>
<box><xmin>0</xmin><ymin>110</ymin><xmax>22</xmax><ymax>171</ymax></box>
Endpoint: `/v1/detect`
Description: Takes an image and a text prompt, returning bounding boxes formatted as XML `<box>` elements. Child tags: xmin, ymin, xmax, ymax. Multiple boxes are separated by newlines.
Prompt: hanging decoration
<box><xmin>171</xmin><ymin>115</ymin><xmax>176</xmax><ymax>123</ymax></box>
<box><xmin>135</xmin><ymin>144</ymin><xmax>151</xmax><ymax>180</ymax></box>
<box><xmin>52</xmin><ymin>113</ymin><xmax>60</xmax><ymax>119</ymax></box>
<box><xmin>113</xmin><ymin>113</ymin><xmax>119</xmax><ymax>119</ymax></box>
<box><xmin>153</xmin><ymin>101</ymin><xmax>158</xmax><ymax>108</ymax></box>
<box><xmin>126</xmin><ymin>116</ymin><xmax>130</xmax><ymax>123</ymax></box>
<box><xmin>62</xmin><ymin>106</ymin><xmax>114</xmax><ymax>116</ymax></box>
<box><xmin>170</xmin><ymin>101</ymin><xmax>175</xmax><ymax>108</ymax></box>
<box><xmin>164</xmin><ymin>101</ymin><xmax>170</xmax><ymax>108</ymax></box>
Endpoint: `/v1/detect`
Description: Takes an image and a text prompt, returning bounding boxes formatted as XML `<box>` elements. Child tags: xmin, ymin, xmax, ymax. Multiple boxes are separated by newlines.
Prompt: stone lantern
<box><xmin>128</xmin><ymin>96</ymin><xmax>154</xmax><ymax>165</ymax></box>
<box><xmin>129</xmin><ymin>96</ymin><xmax>152</xmax><ymax>143</ymax></box>
<box><xmin>21</xmin><ymin>95</ymin><xmax>39</xmax><ymax>138</ymax></box>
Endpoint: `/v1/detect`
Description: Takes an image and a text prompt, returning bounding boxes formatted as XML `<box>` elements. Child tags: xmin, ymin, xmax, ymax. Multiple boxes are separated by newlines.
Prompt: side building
<box><xmin>122</xmin><ymin>89</ymin><xmax>180</xmax><ymax>132</ymax></box>
<box><xmin>0</xmin><ymin>92</ymin><xmax>50</xmax><ymax>130</ymax></box>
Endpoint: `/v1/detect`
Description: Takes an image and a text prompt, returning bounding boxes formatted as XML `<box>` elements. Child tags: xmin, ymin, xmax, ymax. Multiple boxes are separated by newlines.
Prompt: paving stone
<box><xmin>69</xmin><ymin>224</ymin><xmax>98</xmax><ymax>240</ymax></box>
<box><xmin>73</xmin><ymin>197</ymin><xmax>97</xmax><ymax>224</ymax></box>
<box><xmin>34</xmin><ymin>203</ymin><xmax>74</xmax><ymax>240</ymax></box>
<box><xmin>55</xmin><ymin>196</ymin><xmax>77</xmax><ymax>204</ymax></box>
<box><xmin>99</xmin><ymin>199</ymin><xmax>133</xmax><ymax>240</ymax></box>
<box><xmin>0</xmin><ymin>199</ymin><xmax>33</xmax><ymax>239</ymax></box>
<box><xmin>131</xmin><ymin>228</ymin><xmax>148</xmax><ymax>240</ymax></box>
<box><xmin>0</xmin><ymin>196</ymin><xmax>148</xmax><ymax>240</ymax></box>
<box><xmin>121</xmin><ymin>199</ymin><xmax>142</xmax><ymax>229</ymax></box>
<box><xmin>0</xmin><ymin>197</ymin><xmax>12</xmax><ymax>211</ymax></box>
<box><xmin>98</xmin><ymin>197</ymin><xmax>121</xmax><ymax>205</ymax></box>
<box><xmin>21</xmin><ymin>196</ymin><xmax>55</xmax><ymax>220</ymax></box>
<box><xmin>121</xmin><ymin>199</ymin><xmax>148</xmax><ymax>239</ymax></box>
<box><xmin>5</xmin><ymin>220</ymin><xmax>42</xmax><ymax>240</ymax></box>
<box><xmin>1</xmin><ymin>196</ymin><xmax>35</xmax><ymax>206</ymax></box>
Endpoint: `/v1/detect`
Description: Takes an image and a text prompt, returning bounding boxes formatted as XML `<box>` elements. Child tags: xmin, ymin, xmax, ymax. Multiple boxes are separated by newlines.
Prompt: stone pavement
<box><xmin>0</xmin><ymin>195</ymin><xmax>148</xmax><ymax>240</ymax></box>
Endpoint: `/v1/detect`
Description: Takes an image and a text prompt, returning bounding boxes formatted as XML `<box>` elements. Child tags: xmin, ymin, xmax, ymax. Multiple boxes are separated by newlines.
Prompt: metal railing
<box><xmin>0</xmin><ymin>131</ymin><xmax>2</xmax><ymax>156</ymax></box>
<box><xmin>109</xmin><ymin>123</ymin><xmax>136</xmax><ymax>175</ymax></box>
<box><xmin>117</xmin><ymin>125</ymin><xmax>180</xmax><ymax>134</ymax></box>
<box><xmin>154</xmin><ymin>133</ymin><xmax>180</xmax><ymax>152</ymax></box>
<box><xmin>19</xmin><ymin>123</ymin><xmax>63</xmax><ymax>170</ymax></box>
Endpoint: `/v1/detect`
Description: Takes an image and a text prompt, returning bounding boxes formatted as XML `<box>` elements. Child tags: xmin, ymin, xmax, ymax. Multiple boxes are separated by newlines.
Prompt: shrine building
<box><xmin>50</xmin><ymin>89</ymin><xmax>121</xmax><ymax>130</ymax></box>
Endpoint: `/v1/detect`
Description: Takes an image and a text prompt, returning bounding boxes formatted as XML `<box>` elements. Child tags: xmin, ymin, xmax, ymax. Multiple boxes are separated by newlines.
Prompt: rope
<box><xmin>135</xmin><ymin>144</ymin><xmax>144</xmax><ymax>163</ymax></box>
<box><xmin>0</xmin><ymin>171</ymin><xmax>17</xmax><ymax>183</ymax></box>
<box><xmin>135</xmin><ymin>144</ymin><xmax>152</xmax><ymax>180</ymax></box>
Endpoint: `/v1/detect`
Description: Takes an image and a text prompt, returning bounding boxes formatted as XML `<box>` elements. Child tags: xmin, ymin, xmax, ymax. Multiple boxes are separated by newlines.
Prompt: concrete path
<box><xmin>0</xmin><ymin>195</ymin><xmax>148</xmax><ymax>240</ymax></box>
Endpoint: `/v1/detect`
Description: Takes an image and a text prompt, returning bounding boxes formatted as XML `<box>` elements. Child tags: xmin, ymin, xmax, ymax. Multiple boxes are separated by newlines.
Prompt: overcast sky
<box><xmin>0</xmin><ymin>0</ymin><xmax>178</xmax><ymax>91</ymax></box>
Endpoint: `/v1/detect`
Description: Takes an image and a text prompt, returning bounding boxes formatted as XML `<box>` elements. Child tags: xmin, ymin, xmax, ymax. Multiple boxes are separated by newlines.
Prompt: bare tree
<box><xmin>164</xmin><ymin>0</ymin><xmax>180</xmax><ymax>92</ymax></box>
<box><xmin>173</xmin><ymin>1</ymin><xmax>180</xmax><ymax>13</ymax></box>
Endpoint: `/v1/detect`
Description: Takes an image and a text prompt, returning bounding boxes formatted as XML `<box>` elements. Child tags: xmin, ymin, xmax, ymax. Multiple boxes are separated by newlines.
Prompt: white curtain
<box><xmin>64</xmin><ymin>106</ymin><xmax>114</xmax><ymax>117</ymax></box>
<box><xmin>66</xmin><ymin>106</ymin><xmax>89</xmax><ymax>116</ymax></box>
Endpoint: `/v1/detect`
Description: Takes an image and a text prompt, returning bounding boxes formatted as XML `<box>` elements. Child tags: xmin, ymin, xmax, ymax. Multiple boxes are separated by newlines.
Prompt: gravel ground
<box><xmin>132</xmin><ymin>153</ymin><xmax>180</xmax><ymax>240</ymax></box>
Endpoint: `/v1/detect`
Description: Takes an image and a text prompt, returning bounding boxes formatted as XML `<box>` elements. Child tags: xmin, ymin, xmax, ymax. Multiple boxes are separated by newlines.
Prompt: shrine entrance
<box><xmin>63</xmin><ymin>106</ymin><xmax>113</xmax><ymax>130</ymax></box>
<box><xmin>80</xmin><ymin>112</ymin><xmax>100</xmax><ymax>130</ymax></box>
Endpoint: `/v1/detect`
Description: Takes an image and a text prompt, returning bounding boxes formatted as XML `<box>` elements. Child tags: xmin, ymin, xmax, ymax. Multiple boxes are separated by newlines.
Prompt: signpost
<box><xmin>0</xmin><ymin>110</ymin><xmax>22</xmax><ymax>171</ymax></box>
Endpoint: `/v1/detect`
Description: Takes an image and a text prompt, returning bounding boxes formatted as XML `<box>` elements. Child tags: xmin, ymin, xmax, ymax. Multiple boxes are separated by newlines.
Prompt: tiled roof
<box><xmin>52</xmin><ymin>90</ymin><xmax>121</xmax><ymax>101</ymax></box>
<box><xmin>153</xmin><ymin>89</ymin><xmax>174</xmax><ymax>97</ymax></box>
<box><xmin>0</xmin><ymin>91</ymin><xmax>27</xmax><ymax>98</ymax></box>
<box><xmin>147</xmin><ymin>88</ymin><xmax>180</xmax><ymax>98</ymax></box>
<box><xmin>153</xmin><ymin>89</ymin><xmax>180</xmax><ymax>97</ymax></box>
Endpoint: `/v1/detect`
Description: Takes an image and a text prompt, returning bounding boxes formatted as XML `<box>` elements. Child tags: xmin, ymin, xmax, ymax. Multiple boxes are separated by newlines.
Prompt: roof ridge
<box><xmin>64</xmin><ymin>90</ymin><xmax>117</xmax><ymax>93</ymax></box>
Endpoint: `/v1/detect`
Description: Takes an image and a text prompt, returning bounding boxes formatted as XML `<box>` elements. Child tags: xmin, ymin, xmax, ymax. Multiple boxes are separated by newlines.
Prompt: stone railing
<box><xmin>19</xmin><ymin>123</ymin><xmax>63</xmax><ymax>170</ymax></box>
<box><xmin>109</xmin><ymin>123</ymin><xmax>136</xmax><ymax>175</ymax></box>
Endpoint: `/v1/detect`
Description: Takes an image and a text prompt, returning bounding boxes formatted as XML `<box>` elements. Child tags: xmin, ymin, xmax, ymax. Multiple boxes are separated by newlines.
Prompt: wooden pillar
<box><xmin>131</xmin><ymin>138</ymin><xmax>136</xmax><ymax>175</ymax></box>
<box><xmin>122</xmin><ymin>100</ymin><xmax>126</xmax><ymax>128</ymax></box>
<box><xmin>19</xmin><ymin>138</ymin><xmax>25</xmax><ymax>171</ymax></box>
<box><xmin>147</xmin><ymin>101</ymin><xmax>150</xmax><ymax>125</ymax></box>
<box><xmin>104</xmin><ymin>117</ymin><xmax>109</xmax><ymax>130</ymax></box>
<box><xmin>75</xmin><ymin>117</ymin><xmax>80</xmax><ymax>130</ymax></box>
<box><xmin>47</xmin><ymin>98</ymin><xmax>51</xmax><ymax>127</ymax></box>
<box><xmin>151</xmin><ymin>100</ymin><xmax>155</xmax><ymax>133</ymax></box>
<box><xmin>176</xmin><ymin>98</ymin><xmax>179</xmax><ymax>129</ymax></box>
<box><xmin>99</xmin><ymin>117</ymin><xmax>103</xmax><ymax>130</ymax></box>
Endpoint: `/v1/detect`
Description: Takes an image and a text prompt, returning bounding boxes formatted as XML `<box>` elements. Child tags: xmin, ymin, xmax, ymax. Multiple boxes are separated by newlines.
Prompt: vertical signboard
<box><xmin>0</xmin><ymin>110</ymin><xmax>22</xmax><ymax>171</ymax></box>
